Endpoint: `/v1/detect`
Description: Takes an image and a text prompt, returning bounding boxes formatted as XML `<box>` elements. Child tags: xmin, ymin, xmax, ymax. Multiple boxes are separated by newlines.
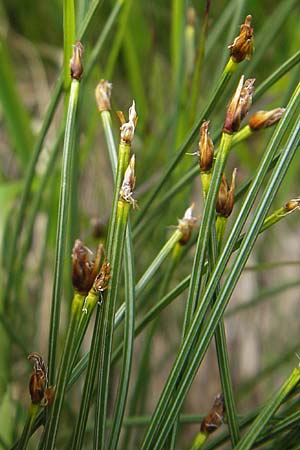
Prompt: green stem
<box><xmin>183</xmin><ymin>133</ymin><xmax>233</xmax><ymax>333</ymax></box>
<box><xmin>189</xmin><ymin>431</ymin><xmax>208</xmax><ymax>450</ymax></box>
<box><xmin>70</xmin><ymin>301</ymin><xmax>104</xmax><ymax>450</ymax></box>
<box><xmin>100</xmin><ymin>106</ymin><xmax>136</xmax><ymax>450</ymax></box>
<box><xmin>215</xmin><ymin>216</ymin><xmax>227</xmax><ymax>245</ymax></box>
<box><xmin>94</xmin><ymin>200</ymin><xmax>131</xmax><ymax>449</ymax></box>
<box><xmin>234</xmin><ymin>368</ymin><xmax>300</xmax><ymax>450</ymax></box>
<box><xmin>113</xmin><ymin>228</ymin><xmax>183</xmax><ymax>331</ymax></box>
<box><xmin>108</xmin><ymin>227</ymin><xmax>135</xmax><ymax>450</ymax></box>
<box><xmin>47</xmin><ymin>78</ymin><xmax>80</xmax><ymax>386</ymax></box>
<box><xmin>208</xmin><ymin>230</ymin><xmax>240</xmax><ymax>445</ymax></box>
<box><xmin>43</xmin><ymin>293</ymin><xmax>84</xmax><ymax>450</ymax></box>
<box><xmin>70</xmin><ymin>290</ymin><xmax>99</xmax><ymax>373</ymax></box>
<box><xmin>17</xmin><ymin>404</ymin><xmax>39</xmax><ymax>450</ymax></box>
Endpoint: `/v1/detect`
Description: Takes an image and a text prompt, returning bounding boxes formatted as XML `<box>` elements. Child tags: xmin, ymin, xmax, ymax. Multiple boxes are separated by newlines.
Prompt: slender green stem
<box><xmin>215</xmin><ymin>216</ymin><xmax>227</xmax><ymax>245</ymax></box>
<box><xmin>70</xmin><ymin>290</ymin><xmax>99</xmax><ymax>374</ymax></box>
<box><xmin>70</xmin><ymin>302</ymin><xmax>104</xmax><ymax>450</ymax></box>
<box><xmin>208</xmin><ymin>230</ymin><xmax>240</xmax><ymax>445</ymax></box>
<box><xmin>17</xmin><ymin>404</ymin><xmax>39</xmax><ymax>450</ymax></box>
<box><xmin>108</xmin><ymin>227</ymin><xmax>135</xmax><ymax>450</ymax></box>
<box><xmin>234</xmin><ymin>368</ymin><xmax>300</xmax><ymax>450</ymax></box>
<box><xmin>100</xmin><ymin>106</ymin><xmax>136</xmax><ymax>450</ymax></box>
<box><xmin>47</xmin><ymin>78</ymin><xmax>80</xmax><ymax>386</ymax></box>
<box><xmin>189</xmin><ymin>432</ymin><xmax>208</xmax><ymax>450</ymax></box>
<box><xmin>136</xmin><ymin>229</ymin><xmax>183</xmax><ymax>297</ymax></box>
<box><xmin>94</xmin><ymin>201</ymin><xmax>131</xmax><ymax>449</ymax></box>
<box><xmin>101</xmin><ymin>110</ymin><xmax>118</xmax><ymax>170</ymax></box>
<box><xmin>171</xmin><ymin>0</ymin><xmax>186</xmax><ymax>92</ymax></box>
<box><xmin>183</xmin><ymin>133</ymin><xmax>233</xmax><ymax>332</ymax></box>
<box><xmin>43</xmin><ymin>293</ymin><xmax>84</xmax><ymax>450</ymax></box>
<box><xmin>113</xmin><ymin>228</ymin><xmax>183</xmax><ymax>331</ymax></box>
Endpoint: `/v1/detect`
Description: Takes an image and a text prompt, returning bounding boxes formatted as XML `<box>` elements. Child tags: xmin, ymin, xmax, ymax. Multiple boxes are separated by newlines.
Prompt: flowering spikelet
<box><xmin>120</xmin><ymin>155</ymin><xmax>137</xmax><ymax>208</ymax></box>
<box><xmin>177</xmin><ymin>203</ymin><xmax>197</xmax><ymax>245</ymax></box>
<box><xmin>248</xmin><ymin>108</ymin><xmax>285</xmax><ymax>131</ymax></box>
<box><xmin>117</xmin><ymin>101</ymin><xmax>138</xmax><ymax>144</ymax></box>
<box><xmin>216</xmin><ymin>169</ymin><xmax>237</xmax><ymax>218</ymax></box>
<box><xmin>71</xmin><ymin>240</ymin><xmax>103</xmax><ymax>295</ymax></box>
<box><xmin>200</xmin><ymin>393</ymin><xmax>225</xmax><ymax>435</ymax></box>
<box><xmin>223</xmin><ymin>76</ymin><xmax>255</xmax><ymax>134</ymax></box>
<box><xmin>95</xmin><ymin>79</ymin><xmax>112</xmax><ymax>112</ymax></box>
<box><xmin>228</xmin><ymin>15</ymin><xmax>254</xmax><ymax>63</ymax></box>
<box><xmin>70</xmin><ymin>41</ymin><xmax>84</xmax><ymax>80</ymax></box>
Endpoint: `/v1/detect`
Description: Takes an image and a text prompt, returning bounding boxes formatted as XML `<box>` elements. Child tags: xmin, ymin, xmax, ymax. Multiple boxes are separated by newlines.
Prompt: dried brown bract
<box><xmin>249</xmin><ymin>108</ymin><xmax>285</xmax><ymax>131</ymax></box>
<box><xmin>93</xmin><ymin>261</ymin><xmax>111</xmax><ymax>294</ymax></box>
<box><xmin>223</xmin><ymin>76</ymin><xmax>255</xmax><ymax>134</ymax></box>
<box><xmin>120</xmin><ymin>155</ymin><xmax>137</xmax><ymax>208</ymax></box>
<box><xmin>200</xmin><ymin>393</ymin><xmax>225</xmax><ymax>435</ymax></box>
<box><xmin>117</xmin><ymin>101</ymin><xmax>138</xmax><ymax>143</ymax></box>
<box><xmin>178</xmin><ymin>203</ymin><xmax>197</xmax><ymax>245</ymax></box>
<box><xmin>229</xmin><ymin>15</ymin><xmax>254</xmax><ymax>63</ymax></box>
<box><xmin>284</xmin><ymin>198</ymin><xmax>300</xmax><ymax>213</ymax></box>
<box><xmin>199</xmin><ymin>121</ymin><xmax>214</xmax><ymax>171</ymax></box>
<box><xmin>95</xmin><ymin>79</ymin><xmax>112</xmax><ymax>112</ymax></box>
<box><xmin>28</xmin><ymin>353</ymin><xmax>54</xmax><ymax>406</ymax></box>
<box><xmin>70</xmin><ymin>41</ymin><xmax>84</xmax><ymax>80</ymax></box>
<box><xmin>72</xmin><ymin>240</ymin><xmax>103</xmax><ymax>295</ymax></box>
<box><xmin>216</xmin><ymin>169</ymin><xmax>237</xmax><ymax>218</ymax></box>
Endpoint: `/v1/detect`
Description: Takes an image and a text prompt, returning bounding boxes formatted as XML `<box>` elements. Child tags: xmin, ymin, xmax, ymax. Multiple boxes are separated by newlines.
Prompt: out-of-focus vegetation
<box><xmin>1</xmin><ymin>0</ymin><xmax>300</xmax><ymax>449</ymax></box>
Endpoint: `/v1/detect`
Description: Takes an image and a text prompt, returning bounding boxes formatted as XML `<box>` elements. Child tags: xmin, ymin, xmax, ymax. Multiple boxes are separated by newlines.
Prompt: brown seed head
<box><xmin>223</xmin><ymin>76</ymin><xmax>255</xmax><ymax>134</ymax></box>
<box><xmin>216</xmin><ymin>169</ymin><xmax>237</xmax><ymax>218</ymax></box>
<box><xmin>93</xmin><ymin>261</ymin><xmax>111</xmax><ymax>294</ymax></box>
<box><xmin>118</xmin><ymin>101</ymin><xmax>138</xmax><ymax>143</ymax></box>
<box><xmin>71</xmin><ymin>240</ymin><xmax>103</xmax><ymax>295</ymax></box>
<box><xmin>95</xmin><ymin>80</ymin><xmax>112</xmax><ymax>112</ymax></box>
<box><xmin>248</xmin><ymin>108</ymin><xmax>285</xmax><ymax>131</ymax></box>
<box><xmin>120</xmin><ymin>155</ymin><xmax>137</xmax><ymax>208</ymax></box>
<box><xmin>43</xmin><ymin>385</ymin><xmax>55</xmax><ymax>407</ymax></box>
<box><xmin>70</xmin><ymin>41</ymin><xmax>84</xmax><ymax>80</ymax></box>
<box><xmin>28</xmin><ymin>353</ymin><xmax>52</xmax><ymax>405</ymax></box>
<box><xmin>200</xmin><ymin>393</ymin><xmax>225</xmax><ymax>435</ymax></box>
<box><xmin>178</xmin><ymin>203</ymin><xmax>197</xmax><ymax>245</ymax></box>
<box><xmin>228</xmin><ymin>15</ymin><xmax>254</xmax><ymax>63</ymax></box>
<box><xmin>284</xmin><ymin>198</ymin><xmax>300</xmax><ymax>213</ymax></box>
<box><xmin>199</xmin><ymin>121</ymin><xmax>214</xmax><ymax>171</ymax></box>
